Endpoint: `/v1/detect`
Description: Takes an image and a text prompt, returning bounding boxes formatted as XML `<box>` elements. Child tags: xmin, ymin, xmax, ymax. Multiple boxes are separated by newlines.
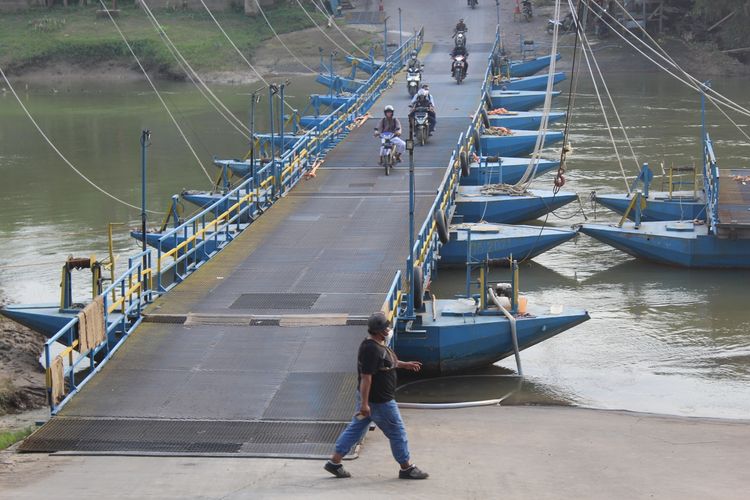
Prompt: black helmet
<box><xmin>367</xmin><ymin>311</ymin><xmax>391</xmax><ymax>334</ymax></box>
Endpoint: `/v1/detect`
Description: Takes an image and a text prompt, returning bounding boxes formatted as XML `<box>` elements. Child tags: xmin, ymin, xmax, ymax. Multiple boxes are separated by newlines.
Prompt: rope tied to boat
<box><xmin>480</xmin><ymin>184</ymin><xmax>531</xmax><ymax>196</ymax></box>
<box><xmin>483</xmin><ymin>126</ymin><xmax>513</xmax><ymax>136</ymax></box>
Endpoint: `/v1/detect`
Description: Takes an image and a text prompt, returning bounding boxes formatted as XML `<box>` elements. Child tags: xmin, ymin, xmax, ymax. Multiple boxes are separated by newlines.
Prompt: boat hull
<box><xmin>488</xmin><ymin>111</ymin><xmax>566</xmax><ymax>130</ymax></box>
<box><xmin>502</xmin><ymin>54</ymin><xmax>562</xmax><ymax>77</ymax></box>
<box><xmin>492</xmin><ymin>72</ymin><xmax>566</xmax><ymax>91</ymax></box>
<box><xmin>395</xmin><ymin>300</ymin><xmax>589</xmax><ymax>374</ymax></box>
<box><xmin>489</xmin><ymin>90</ymin><xmax>560</xmax><ymax>111</ymax></box>
<box><xmin>315</xmin><ymin>74</ymin><xmax>366</xmax><ymax>93</ymax></box>
<box><xmin>594</xmin><ymin>191</ymin><xmax>706</xmax><ymax>222</ymax></box>
<box><xmin>479</xmin><ymin>130</ymin><xmax>564</xmax><ymax>156</ymax></box>
<box><xmin>455</xmin><ymin>188</ymin><xmax>578</xmax><ymax>224</ymax></box>
<box><xmin>439</xmin><ymin>224</ymin><xmax>577</xmax><ymax>265</ymax></box>
<box><xmin>579</xmin><ymin>221</ymin><xmax>750</xmax><ymax>268</ymax></box>
<box><xmin>460</xmin><ymin>158</ymin><xmax>559</xmax><ymax>186</ymax></box>
<box><xmin>0</xmin><ymin>304</ymin><xmax>121</xmax><ymax>345</ymax></box>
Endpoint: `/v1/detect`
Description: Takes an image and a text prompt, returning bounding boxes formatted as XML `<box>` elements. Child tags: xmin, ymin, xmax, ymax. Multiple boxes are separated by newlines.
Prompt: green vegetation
<box><xmin>0</xmin><ymin>2</ymin><xmax>322</xmax><ymax>76</ymax></box>
<box><xmin>0</xmin><ymin>426</ymin><xmax>35</xmax><ymax>450</ymax></box>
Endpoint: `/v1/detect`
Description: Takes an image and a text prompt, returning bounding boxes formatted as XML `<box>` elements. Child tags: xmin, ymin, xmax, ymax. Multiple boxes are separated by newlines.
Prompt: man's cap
<box><xmin>367</xmin><ymin>311</ymin><xmax>391</xmax><ymax>334</ymax></box>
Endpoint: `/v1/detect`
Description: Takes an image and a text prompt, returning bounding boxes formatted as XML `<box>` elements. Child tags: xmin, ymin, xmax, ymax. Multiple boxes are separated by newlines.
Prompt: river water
<box><xmin>1</xmin><ymin>70</ymin><xmax>749</xmax><ymax>419</ymax></box>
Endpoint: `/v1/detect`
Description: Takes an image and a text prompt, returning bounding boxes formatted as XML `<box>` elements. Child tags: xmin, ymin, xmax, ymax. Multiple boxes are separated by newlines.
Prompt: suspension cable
<box><xmin>567</xmin><ymin>2</ymin><xmax>630</xmax><ymax>192</ymax></box>
<box><xmin>309</xmin><ymin>0</ymin><xmax>369</xmax><ymax>56</ymax></box>
<box><xmin>254</xmin><ymin>0</ymin><xmax>317</xmax><ymax>73</ymax></box>
<box><xmin>196</xmin><ymin>0</ymin><xmax>294</xmax><ymax>112</ymax></box>
<box><xmin>603</xmin><ymin>0</ymin><xmax>750</xmax><ymax>142</ymax></box>
<box><xmin>140</xmin><ymin>0</ymin><xmax>252</xmax><ymax>140</ymax></box>
<box><xmin>514</xmin><ymin>0</ymin><xmax>563</xmax><ymax>191</ymax></box>
<box><xmin>294</xmin><ymin>0</ymin><xmax>353</xmax><ymax>56</ymax></box>
<box><xmin>98</xmin><ymin>0</ymin><xmax>212</xmax><ymax>183</ymax></box>
<box><xmin>0</xmin><ymin>65</ymin><xmax>163</xmax><ymax>214</ymax></box>
<box><xmin>581</xmin><ymin>0</ymin><xmax>750</xmax><ymax>118</ymax></box>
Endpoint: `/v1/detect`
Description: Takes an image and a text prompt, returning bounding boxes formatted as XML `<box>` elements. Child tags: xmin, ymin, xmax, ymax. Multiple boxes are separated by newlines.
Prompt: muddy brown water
<box><xmin>1</xmin><ymin>67</ymin><xmax>749</xmax><ymax>419</ymax></box>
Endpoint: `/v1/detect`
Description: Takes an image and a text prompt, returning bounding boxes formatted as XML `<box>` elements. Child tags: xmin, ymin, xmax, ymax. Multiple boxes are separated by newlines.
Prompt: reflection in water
<box><xmin>397</xmin><ymin>372</ymin><xmax>575</xmax><ymax>407</ymax></box>
<box><xmin>1</xmin><ymin>69</ymin><xmax>749</xmax><ymax>418</ymax></box>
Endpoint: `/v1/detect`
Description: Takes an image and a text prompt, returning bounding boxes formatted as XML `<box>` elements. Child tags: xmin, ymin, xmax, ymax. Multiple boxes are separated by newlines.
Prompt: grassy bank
<box><xmin>0</xmin><ymin>426</ymin><xmax>34</xmax><ymax>450</ymax></box>
<box><xmin>0</xmin><ymin>2</ymin><xmax>323</xmax><ymax>77</ymax></box>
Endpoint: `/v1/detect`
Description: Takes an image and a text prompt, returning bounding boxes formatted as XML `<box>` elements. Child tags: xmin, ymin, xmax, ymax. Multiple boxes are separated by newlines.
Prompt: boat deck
<box><xmin>717</xmin><ymin>168</ymin><xmax>750</xmax><ymax>230</ymax></box>
<box><xmin>20</xmin><ymin>36</ymin><xmax>491</xmax><ymax>457</ymax></box>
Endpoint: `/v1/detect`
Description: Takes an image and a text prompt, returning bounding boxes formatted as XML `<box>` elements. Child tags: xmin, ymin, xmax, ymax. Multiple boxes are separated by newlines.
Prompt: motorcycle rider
<box><xmin>453</xmin><ymin>18</ymin><xmax>467</xmax><ymax>38</ymax></box>
<box><xmin>450</xmin><ymin>44</ymin><xmax>469</xmax><ymax>77</ymax></box>
<box><xmin>409</xmin><ymin>85</ymin><xmax>436</xmax><ymax>136</ymax></box>
<box><xmin>374</xmin><ymin>105</ymin><xmax>405</xmax><ymax>162</ymax></box>
<box><xmin>406</xmin><ymin>50</ymin><xmax>422</xmax><ymax>72</ymax></box>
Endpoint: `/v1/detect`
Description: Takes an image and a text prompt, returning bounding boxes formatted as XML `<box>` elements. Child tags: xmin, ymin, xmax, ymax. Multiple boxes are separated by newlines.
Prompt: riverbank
<box><xmin>0</xmin><ymin>301</ymin><xmax>46</xmax><ymax>418</ymax></box>
<box><xmin>2</xmin><ymin>406</ymin><xmax>748</xmax><ymax>498</ymax></box>
<box><xmin>0</xmin><ymin>3</ymin><xmax>379</xmax><ymax>84</ymax></box>
<box><xmin>508</xmin><ymin>3</ymin><xmax>750</xmax><ymax>77</ymax></box>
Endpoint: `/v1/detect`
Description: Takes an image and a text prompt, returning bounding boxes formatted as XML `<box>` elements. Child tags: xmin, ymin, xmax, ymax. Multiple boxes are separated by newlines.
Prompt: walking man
<box><xmin>324</xmin><ymin>312</ymin><xmax>429</xmax><ymax>480</ymax></box>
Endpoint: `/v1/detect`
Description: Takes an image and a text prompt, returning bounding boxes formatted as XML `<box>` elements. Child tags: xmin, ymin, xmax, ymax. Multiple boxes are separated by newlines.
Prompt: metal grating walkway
<box><xmin>19</xmin><ymin>419</ymin><xmax>348</xmax><ymax>458</ymax></box>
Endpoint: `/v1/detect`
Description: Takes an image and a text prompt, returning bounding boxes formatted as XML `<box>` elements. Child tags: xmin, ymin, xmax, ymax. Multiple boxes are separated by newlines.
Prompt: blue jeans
<box><xmin>334</xmin><ymin>393</ymin><xmax>410</xmax><ymax>464</ymax></box>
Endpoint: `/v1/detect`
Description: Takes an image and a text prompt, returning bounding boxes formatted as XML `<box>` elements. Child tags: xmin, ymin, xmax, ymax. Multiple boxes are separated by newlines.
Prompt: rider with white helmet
<box><xmin>409</xmin><ymin>85</ymin><xmax>437</xmax><ymax>135</ymax></box>
<box><xmin>374</xmin><ymin>105</ymin><xmax>406</xmax><ymax>161</ymax></box>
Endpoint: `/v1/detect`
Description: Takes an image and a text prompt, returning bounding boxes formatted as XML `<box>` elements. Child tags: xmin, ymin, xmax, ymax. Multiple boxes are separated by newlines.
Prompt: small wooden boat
<box><xmin>345</xmin><ymin>55</ymin><xmax>382</xmax><ymax>74</ymax></box>
<box><xmin>460</xmin><ymin>157</ymin><xmax>560</xmax><ymax>186</ymax></box>
<box><xmin>316</xmin><ymin>74</ymin><xmax>367</xmax><ymax>93</ymax></box>
<box><xmin>578</xmin><ymin>220</ymin><xmax>750</xmax><ymax>268</ymax></box>
<box><xmin>439</xmin><ymin>222</ymin><xmax>577</xmax><ymax>266</ymax></box>
<box><xmin>500</xmin><ymin>53</ymin><xmax>562</xmax><ymax>77</ymax></box>
<box><xmin>488</xmin><ymin>90</ymin><xmax>561</xmax><ymax>111</ymax></box>
<box><xmin>455</xmin><ymin>186</ymin><xmax>578</xmax><ymax>224</ymax></box>
<box><xmin>491</xmin><ymin>72</ymin><xmax>566</xmax><ymax>91</ymax></box>
<box><xmin>486</xmin><ymin>110</ymin><xmax>566</xmax><ymax>130</ymax></box>
<box><xmin>478</xmin><ymin>129</ymin><xmax>564</xmax><ymax>157</ymax></box>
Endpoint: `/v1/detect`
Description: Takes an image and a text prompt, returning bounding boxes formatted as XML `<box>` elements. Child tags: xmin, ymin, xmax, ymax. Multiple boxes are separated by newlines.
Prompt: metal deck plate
<box><xmin>230</xmin><ymin>293</ymin><xmax>321</xmax><ymax>310</ymax></box>
<box><xmin>19</xmin><ymin>418</ymin><xmax>347</xmax><ymax>458</ymax></box>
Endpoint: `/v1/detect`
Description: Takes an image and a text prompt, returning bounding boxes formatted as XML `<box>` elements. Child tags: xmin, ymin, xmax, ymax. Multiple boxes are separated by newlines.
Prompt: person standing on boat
<box><xmin>374</xmin><ymin>105</ymin><xmax>406</xmax><ymax>162</ymax></box>
<box><xmin>324</xmin><ymin>312</ymin><xmax>429</xmax><ymax>480</ymax></box>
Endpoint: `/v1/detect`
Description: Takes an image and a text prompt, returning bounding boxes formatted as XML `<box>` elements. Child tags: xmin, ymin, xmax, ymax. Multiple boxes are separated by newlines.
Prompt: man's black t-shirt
<box><xmin>358</xmin><ymin>338</ymin><xmax>397</xmax><ymax>403</ymax></box>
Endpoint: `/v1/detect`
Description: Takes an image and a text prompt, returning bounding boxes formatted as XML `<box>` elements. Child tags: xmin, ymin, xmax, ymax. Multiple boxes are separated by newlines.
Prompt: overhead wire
<box><xmin>309</xmin><ymin>0</ymin><xmax>369</xmax><ymax>56</ymax></box>
<box><xmin>294</xmin><ymin>0</ymin><xmax>353</xmax><ymax>56</ymax></box>
<box><xmin>254</xmin><ymin>0</ymin><xmax>317</xmax><ymax>73</ymax></box>
<box><xmin>196</xmin><ymin>0</ymin><xmax>294</xmax><ymax>112</ymax></box>
<box><xmin>0</xmin><ymin>64</ymin><xmax>163</xmax><ymax>214</ymax></box>
<box><xmin>602</xmin><ymin>0</ymin><xmax>750</xmax><ymax>142</ymax></box>
<box><xmin>140</xmin><ymin>0</ymin><xmax>252</xmax><ymax>140</ymax></box>
<box><xmin>580</xmin><ymin>0</ymin><xmax>750</xmax><ymax>118</ymax></box>
<box><xmin>97</xmin><ymin>0</ymin><xmax>212</xmax><ymax>183</ymax></box>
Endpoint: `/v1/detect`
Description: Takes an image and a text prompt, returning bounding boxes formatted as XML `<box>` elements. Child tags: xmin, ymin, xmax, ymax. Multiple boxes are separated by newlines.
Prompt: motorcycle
<box><xmin>406</xmin><ymin>67</ymin><xmax>422</xmax><ymax>97</ymax></box>
<box><xmin>547</xmin><ymin>12</ymin><xmax>575</xmax><ymax>34</ymax></box>
<box><xmin>452</xmin><ymin>55</ymin><xmax>467</xmax><ymax>84</ymax></box>
<box><xmin>455</xmin><ymin>30</ymin><xmax>467</xmax><ymax>48</ymax></box>
<box><xmin>522</xmin><ymin>0</ymin><xmax>533</xmax><ymax>22</ymax></box>
<box><xmin>412</xmin><ymin>107</ymin><xmax>431</xmax><ymax>146</ymax></box>
<box><xmin>378</xmin><ymin>132</ymin><xmax>397</xmax><ymax>176</ymax></box>
<box><xmin>468</xmin><ymin>0</ymin><xmax>478</xmax><ymax>9</ymax></box>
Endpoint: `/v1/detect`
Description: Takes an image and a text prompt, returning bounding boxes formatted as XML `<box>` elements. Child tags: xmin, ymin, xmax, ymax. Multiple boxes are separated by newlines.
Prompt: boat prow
<box><xmin>439</xmin><ymin>223</ymin><xmax>577</xmax><ymax>266</ymax></box>
<box><xmin>395</xmin><ymin>299</ymin><xmax>589</xmax><ymax>374</ymax></box>
<box><xmin>455</xmin><ymin>187</ymin><xmax>578</xmax><ymax>224</ymax></box>
<box><xmin>479</xmin><ymin>129</ymin><xmax>564</xmax><ymax>156</ymax></box>
<box><xmin>579</xmin><ymin>221</ymin><xmax>750</xmax><ymax>268</ymax></box>
<box><xmin>594</xmin><ymin>191</ymin><xmax>706</xmax><ymax>222</ymax></box>
<box><xmin>460</xmin><ymin>157</ymin><xmax>560</xmax><ymax>186</ymax></box>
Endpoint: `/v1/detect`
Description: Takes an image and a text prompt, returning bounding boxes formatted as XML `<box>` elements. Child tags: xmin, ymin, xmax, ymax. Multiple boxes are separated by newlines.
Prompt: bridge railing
<box><xmin>703</xmin><ymin>133</ymin><xmax>720</xmax><ymax>232</ymax></box>
<box><xmin>385</xmin><ymin>28</ymin><xmax>500</xmax><ymax>315</ymax></box>
<box><xmin>41</xmin><ymin>28</ymin><xmax>424</xmax><ymax>414</ymax></box>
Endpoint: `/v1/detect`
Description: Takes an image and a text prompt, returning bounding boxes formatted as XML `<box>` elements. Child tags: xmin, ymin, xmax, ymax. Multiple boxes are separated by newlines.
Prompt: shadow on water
<box><xmin>397</xmin><ymin>366</ymin><xmax>578</xmax><ymax>407</ymax></box>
